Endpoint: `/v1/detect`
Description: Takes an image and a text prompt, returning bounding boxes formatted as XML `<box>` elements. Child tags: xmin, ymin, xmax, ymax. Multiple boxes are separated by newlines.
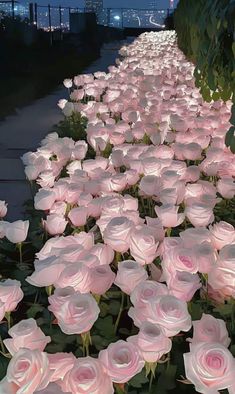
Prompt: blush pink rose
<box><xmin>48</xmin><ymin>287</ymin><xmax>76</xmax><ymax>315</ymax></box>
<box><xmin>0</xmin><ymin>301</ymin><xmax>5</xmax><ymax>323</ymax></box>
<box><xmin>5</xmin><ymin>349</ymin><xmax>51</xmax><ymax>394</ymax></box>
<box><xmin>0</xmin><ymin>201</ymin><xmax>7</xmax><ymax>218</ymax></box>
<box><xmin>103</xmin><ymin>216</ymin><xmax>134</xmax><ymax>253</ymax></box>
<box><xmin>128</xmin><ymin>322</ymin><xmax>172</xmax><ymax>363</ymax></box>
<box><xmin>209</xmin><ymin>221</ymin><xmax>235</xmax><ymax>250</ymax></box>
<box><xmin>61</xmin><ymin>357</ymin><xmax>114</xmax><ymax>394</ymax></box>
<box><xmin>217</xmin><ymin>178</ymin><xmax>235</xmax><ymax>199</ymax></box>
<box><xmin>5</xmin><ymin>220</ymin><xmax>29</xmax><ymax>244</ymax></box>
<box><xmin>54</xmin><ymin>263</ymin><xmax>91</xmax><ymax>293</ymax></box>
<box><xmin>26</xmin><ymin>257</ymin><xmax>66</xmax><ymax>287</ymax></box>
<box><xmin>68</xmin><ymin>207</ymin><xmax>89</xmax><ymax>227</ymax></box>
<box><xmin>188</xmin><ymin>314</ymin><xmax>231</xmax><ymax>347</ymax></box>
<box><xmin>3</xmin><ymin>318</ymin><xmax>51</xmax><ymax>356</ymax></box>
<box><xmin>162</xmin><ymin>246</ymin><xmax>199</xmax><ymax>281</ymax></box>
<box><xmin>0</xmin><ymin>279</ymin><xmax>24</xmax><ymax>312</ymax></box>
<box><xmin>54</xmin><ymin>292</ymin><xmax>100</xmax><ymax>335</ymax></box>
<box><xmin>168</xmin><ymin>271</ymin><xmax>201</xmax><ymax>302</ymax></box>
<box><xmin>194</xmin><ymin>242</ymin><xmax>217</xmax><ymax>273</ymax></box>
<box><xmin>185</xmin><ymin>203</ymin><xmax>214</xmax><ymax>227</ymax></box>
<box><xmin>43</xmin><ymin>214</ymin><xmax>67</xmax><ymax>235</ymax></box>
<box><xmin>35</xmin><ymin>382</ymin><xmax>69</xmax><ymax>393</ymax></box>
<box><xmin>114</xmin><ymin>260</ymin><xmax>148</xmax><ymax>295</ymax></box>
<box><xmin>145</xmin><ymin>294</ymin><xmax>192</xmax><ymax>337</ymax></box>
<box><xmin>34</xmin><ymin>189</ymin><xmax>56</xmax><ymax>211</ymax></box>
<box><xmin>155</xmin><ymin>204</ymin><xmax>185</xmax><ymax>228</ymax></box>
<box><xmin>99</xmin><ymin>340</ymin><xmax>145</xmax><ymax>383</ymax></box>
<box><xmin>48</xmin><ymin>352</ymin><xmax>76</xmax><ymax>382</ymax></box>
<box><xmin>184</xmin><ymin>342</ymin><xmax>235</xmax><ymax>394</ymax></box>
<box><xmin>130</xmin><ymin>280</ymin><xmax>169</xmax><ymax>308</ymax></box>
<box><xmin>89</xmin><ymin>244</ymin><xmax>114</xmax><ymax>265</ymax></box>
<box><xmin>89</xmin><ymin>265</ymin><xmax>116</xmax><ymax>295</ymax></box>
<box><xmin>129</xmin><ymin>225</ymin><xmax>159</xmax><ymax>265</ymax></box>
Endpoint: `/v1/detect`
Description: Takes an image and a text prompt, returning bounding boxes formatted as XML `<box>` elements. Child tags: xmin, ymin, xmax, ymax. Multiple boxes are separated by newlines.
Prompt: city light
<box><xmin>114</xmin><ymin>15</ymin><xmax>120</xmax><ymax>20</ymax></box>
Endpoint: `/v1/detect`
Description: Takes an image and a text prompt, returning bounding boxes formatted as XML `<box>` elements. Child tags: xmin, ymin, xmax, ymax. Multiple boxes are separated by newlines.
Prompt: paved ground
<box><xmin>0</xmin><ymin>40</ymin><xmax>130</xmax><ymax>220</ymax></box>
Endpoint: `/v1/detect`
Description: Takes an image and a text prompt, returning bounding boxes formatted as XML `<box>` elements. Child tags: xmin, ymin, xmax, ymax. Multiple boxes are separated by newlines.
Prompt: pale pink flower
<box><xmin>114</xmin><ymin>260</ymin><xmax>148</xmax><ymax>295</ymax></box>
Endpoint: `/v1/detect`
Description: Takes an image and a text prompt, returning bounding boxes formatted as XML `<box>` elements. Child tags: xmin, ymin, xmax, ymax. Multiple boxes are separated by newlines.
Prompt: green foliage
<box><xmin>54</xmin><ymin>112</ymin><xmax>88</xmax><ymax>141</ymax></box>
<box><xmin>174</xmin><ymin>0</ymin><xmax>235</xmax><ymax>152</ymax></box>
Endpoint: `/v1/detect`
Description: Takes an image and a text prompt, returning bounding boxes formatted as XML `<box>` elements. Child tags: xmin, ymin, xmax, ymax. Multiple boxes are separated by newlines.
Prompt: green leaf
<box><xmin>225</xmin><ymin>126</ymin><xmax>235</xmax><ymax>148</ymax></box>
<box><xmin>109</xmin><ymin>300</ymin><xmax>121</xmax><ymax>316</ymax></box>
<box><xmin>229</xmin><ymin>104</ymin><xmax>235</xmax><ymax>125</ymax></box>
<box><xmin>232</xmin><ymin>42</ymin><xmax>235</xmax><ymax>57</ymax></box>
<box><xmin>129</xmin><ymin>370</ymin><xmax>149</xmax><ymax>388</ymax></box>
<box><xmin>26</xmin><ymin>304</ymin><xmax>44</xmax><ymax>319</ymax></box>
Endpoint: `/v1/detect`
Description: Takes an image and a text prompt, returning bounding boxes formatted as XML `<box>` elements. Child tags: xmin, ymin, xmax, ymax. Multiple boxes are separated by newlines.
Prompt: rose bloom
<box><xmin>155</xmin><ymin>204</ymin><xmax>185</xmax><ymax>228</ymax></box>
<box><xmin>194</xmin><ymin>241</ymin><xmax>217</xmax><ymax>273</ymax></box>
<box><xmin>48</xmin><ymin>287</ymin><xmax>76</xmax><ymax>315</ymax></box>
<box><xmin>36</xmin><ymin>382</ymin><xmax>69</xmax><ymax>394</ymax></box>
<box><xmin>3</xmin><ymin>318</ymin><xmax>51</xmax><ymax>356</ymax></box>
<box><xmin>61</xmin><ymin>357</ymin><xmax>114</xmax><ymax>394</ymax></box>
<box><xmin>184</xmin><ymin>342</ymin><xmax>235</xmax><ymax>394</ymax></box>
<box><xmin>5</xmin><ymin>220</ymin><xmax>29</xmax><ymax>243</ymax></box>
<box><xmin>130</xmin><ymin>280</ymin><xmax>169</xmax><ymax>308</ymax></box>
<box><xmin>168</xmin><ymin>271</ymin><xmax>201</xmax><ymax>302</ymax></box>
<box><xmin>48</xmin><ymin>352</ymin><xmax>76</xmax><ymax>383</ymax></box>
<box><xmin>89</xmin><ymin>265</ymin><xmax>116</xmax><ymax>295</ymax></box>
<box><xmin>188</xmin><ymin>314</ymin><xmax>231</xmax><ymax>348</ymax></box>
<box><xmin>162</xmin><ymin>246</ymin><xmax>199</xmax><ymax>281</ymax></box>
<box><xmin>145</xmin><ymin>294</ymin><xmax>192</xmax><ymax>337</ymax></box>
<box><xmin>128</xmin><ymin>322</ymin><xmax>172</xmax><ymax>363</ymax></box>
<box><xmin>34</xmin><ymin>189</ymin><xmax>56</xmax><ymax>211</ymax></box>
<box><xmin>114</xmin><ymin>260</ymin><xmax>148</xmax><ymax>295</ymax></box>
<box><xmin>54</xmin><ymin>262</ymin><xmax>91</xmax><ymax>293</ymax></box>
<box><xmin>99</xmin><ymin>340</ymin><xmax>145</xmax><ymax>383</ymax></box>
<box><xmin>209</xmin><ymin>221</ymin><xmax>235</xmax><ymax>250</ymax></box>
<box><xmin>0</xmin><ymin>301</ymin><xmax>5</xmax><ymax>322</ymax></box>
<box><xmin>26</xmin><ymin>256</ymin><xmax>66</xmax><ymax>288</ymax></box>
<box><xmin>217</xmin><ymin>177</ymin><xmax>235</xmax><ymax>199</ymax></box>
<box><xmin>63</xmin><ymin>78</ymin><xmax>73</xmax><ymax>88</ymax></box>
<box><xmin>129</xmin><ymin>225</ymin><xmax>159</xmax><ymax>265</ymax></box>
<box><xmin>2</xmin><ymin>348</ymin><xmax>51</xmax><ymax>394</ymax></box>
<box><xmin>68</xmin><ymin>207</ymin><xmax>89</xmax><ymax>227</ymax></box>
<box><xmin>43</xmin><ymin>214</ymin><xmax>67</xmax><ymax>236</ymax></box>
<box><xmin>55</xmin><ymin>292</ymin><xmax>100</xmax><ymax>335</ymax></box>
<box><xmin>103</xmin><ymin>216</ymin><xmax>134</xmax><ymax>253</ymax></box>
<box><xmin>208</xmin><ymin>244</ymin><xmax>235</xmax><ymax>299</ymax></box>
<box><xmin>185</xmin><ymin>203</ymin><xmax>214</xmax><ymax>228</ymax></box>
<box><xmin>0</xmin><ymin>200</ymin><xmax>7</xmax><ymax>218</ymax></box>
<box><xmin>0</xmin><ymin>279</ymin><xmax>24</xmax><ymax>312</ymax></box>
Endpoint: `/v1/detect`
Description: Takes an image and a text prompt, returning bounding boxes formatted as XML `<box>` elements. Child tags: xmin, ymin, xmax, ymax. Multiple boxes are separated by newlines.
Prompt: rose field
<box><xmin>0</xmin><ymin>26</ymin><xmax>235</xmax><ymax>394</ymax></box>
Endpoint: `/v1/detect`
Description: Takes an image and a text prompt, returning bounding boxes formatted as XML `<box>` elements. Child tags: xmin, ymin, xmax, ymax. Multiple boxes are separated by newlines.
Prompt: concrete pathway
<box><xmin>0</xmin><ymin>40</ymin><xmax>131</xmax><ymax>220</ymax></box>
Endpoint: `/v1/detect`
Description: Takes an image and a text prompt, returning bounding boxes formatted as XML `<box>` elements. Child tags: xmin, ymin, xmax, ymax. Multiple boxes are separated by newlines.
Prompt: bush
<box><xmin>174</xmin><ymin>0</ymin><xmax>235</xmax><ymax>152</ymax></box>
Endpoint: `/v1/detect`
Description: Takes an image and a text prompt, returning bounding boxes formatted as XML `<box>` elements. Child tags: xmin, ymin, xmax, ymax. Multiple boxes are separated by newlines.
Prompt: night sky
<box><xmin>21</xmin><ymin>1</ymin><xmax>178</xmax><ymax>9</ymax></box>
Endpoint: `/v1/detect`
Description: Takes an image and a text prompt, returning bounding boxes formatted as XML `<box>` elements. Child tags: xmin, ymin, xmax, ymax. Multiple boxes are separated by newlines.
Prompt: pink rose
<box><xmin>36</xmin><ymin>383</ymin><xmax>69</xmax><ymax>393</ymax></box>
<box><xmin>0</xmin><ymin>279</ymin><xmax>24</xmax><ymax>312</ymax></box>
<box><xmin>99</xmin><ymin>340</ymin><xmax>145</xmax><ymax>383</ymax></box>
<box><xmin>61</xmin><ymin>357</ymin><xmax>114</xmax><ymax>394</ymax></box>
<box><xmin>208</xmin><ymin>244</ymin><xmax>235</xmax><ymax>299</ymax></box>
<box><xmin>130</xmin><ymin>280</ymin><xmax>168</xmax><ymax>308</ymax></box>
<box><xmin>168</xmin><ymin>271</ymin><xmax>201</xmax><ymax>302</ymax></box>
<box><xmin>114</xmin><ymin>260</ymin><xmax>148</xmax><ymax>295</ymax></box>
<box><xmin>155</xmin><ymin>204</ymin><xmax>185</xmax><ymax>228</ymax></box>
<box><xmin>48</xmin><ymin>352</ymin><xmax>76</xmax><ymax>382</ymax></box>
<box><xmin>162</xmin><ymin>246</ymin><xmax>199</xmax><ymax>281</ymax></box>
<box><xmin>128</xmin><ymin>322</ymin><xmax>172</xmax><ymax>363</ymax></box>
<box><xmin>53</xmin><ymin>292</ymin><xmax>100</xmax><ymax>335</ymax></box>
<box><xmin>0</xmin><ymin>301</ymin><xmax>5</xmax><ymax>322</ymax></box>
<box><xmin>63</xmin><ymin>78</ymin><xmax>73</xmax><ymax>88</ymax></box>
<box><xmin>0</xmin><ymin>201</ymin><xmax>7</xmax><ymax>218</ymax></box>
<box><xmin>43</xmin><ymin>214</ymin><xmax>67</xmax><ymax>235</ymax></box>
<box><xmin>145</xmin><ymin>294</ymin><xmax>192</xmax><ymax>337</ymax></box>
<box><xmin>139</xmin><ymin>175</ymin><xmax>159</xmax><ymax>196</ymax></box>
<box><xmin>129</xmin><ymin>225</ymin><xmax>159</xmax><ymax>265</ymax></box>
<box><xmin>185</xmin><ymin>203</ymin><xmax>214</xmax><ymax>227</ymax></box>
<box><xmin>188</xmin><ymin>314</ymin><xmax>231</xmax><ymax>347</ymax></box>
<box><xmin>184</xmin><ymin>343</ymin><xmax>235</xmax><ymax>394</ymax></box>
<box><xmin>217</xmin><ymin>178</ymin><xmax>235</xmax><ymax>199</ymax></box>
<box><xmin>34</xmin><ymin>189</ymin><xmax>56</xmax><ymax>211</ymax></box>
<box><xmin>26</xmin><ymin>257</ymin><xmax>66</xmax><ymax>287</ymax></box>
<box><xmin>194</xmin><ymin>242</ymin><xmax>217</xmax><ymax>273</ymax></box>
<box><xmin>68</xmin><ymin>207</ymin><xmax>89</xmax><ymax>227</ymax></box>
<box><xmin>5</xmin><ymin>220</ymin><xmax>29</xmax><ymax>243</ymax></box>
<box><xmin>209</xmin><ymin>221</ymin><xmax>235</xmax><ymax>250</ymax></box>
<box><xmin>89</xmin><ymin>244</ymin><xmax>114</xmax><ymax>265</ymax></box>
<box><xmin>103</xmin><ymin>216</ymin><xmax>134</xmax><ymax>253</ymax></box>
<box><xmin>89</xmin><ymin>265</ymin><xmax>116</xmax><ymax>295</ymax></box>
<box><xmin>5</xmin><ymin>349</ymin><xmax>51</xmax><ymax>394</ymax></box>
<box><xmin>3</xmin><ymin>318</ymin><xmax>51</xmax><ymax>356</ymax></box>
<box><xmin>48</xmin><ymin>287</ymin><xmax>76</xmax><ymax>315</ymax></box>
<box><xmin>54</xmin><ymin>263</ymin><xmax>91</xmax><ymax>293</ymax></box>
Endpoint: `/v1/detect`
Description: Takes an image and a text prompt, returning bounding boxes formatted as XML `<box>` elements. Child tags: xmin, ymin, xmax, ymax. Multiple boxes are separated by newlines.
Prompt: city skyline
<box><xmin>19</xmin><ymin>0</ymin><xmax>177</xmax><ymax>9</ymax></box>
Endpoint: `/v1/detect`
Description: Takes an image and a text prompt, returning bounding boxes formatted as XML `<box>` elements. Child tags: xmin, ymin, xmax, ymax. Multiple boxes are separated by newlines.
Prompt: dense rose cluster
<box><xmin>0</xmin><ymin>30</ymin><xmax>235</xmax><ymax>393</ymax></box>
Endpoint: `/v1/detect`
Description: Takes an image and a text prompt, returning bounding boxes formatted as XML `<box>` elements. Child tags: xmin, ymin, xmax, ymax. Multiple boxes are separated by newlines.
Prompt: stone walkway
<box><xmin>0</xmin><ymin>40</ymin><xmax>130</xmax><ymax>220</ymax></box>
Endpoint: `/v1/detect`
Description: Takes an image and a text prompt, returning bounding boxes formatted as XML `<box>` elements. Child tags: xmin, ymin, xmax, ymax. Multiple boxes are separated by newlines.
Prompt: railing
<box><xmin>0</xmin><ymin>1</ymin><xmax>174</xmax><ymax>31</ymax></box>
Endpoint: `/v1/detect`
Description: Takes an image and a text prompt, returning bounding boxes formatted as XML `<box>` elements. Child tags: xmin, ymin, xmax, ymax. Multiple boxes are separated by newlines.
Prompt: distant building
<box><xmin>149</xmin><ymin>1</ymin><xmax>158</xmax><ymax>9</ymax></box>
<box><xmin>85</xmin><ymin>0</ymin><xmax>103</xmax><ymax>14</ymax></box>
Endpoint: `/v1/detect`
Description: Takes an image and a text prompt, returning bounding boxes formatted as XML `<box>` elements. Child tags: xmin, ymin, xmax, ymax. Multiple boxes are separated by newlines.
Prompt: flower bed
<box><xmin>0</xmin><ymin>30</ymin><xmax>235</xmax><ymax>394</ymax></box>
